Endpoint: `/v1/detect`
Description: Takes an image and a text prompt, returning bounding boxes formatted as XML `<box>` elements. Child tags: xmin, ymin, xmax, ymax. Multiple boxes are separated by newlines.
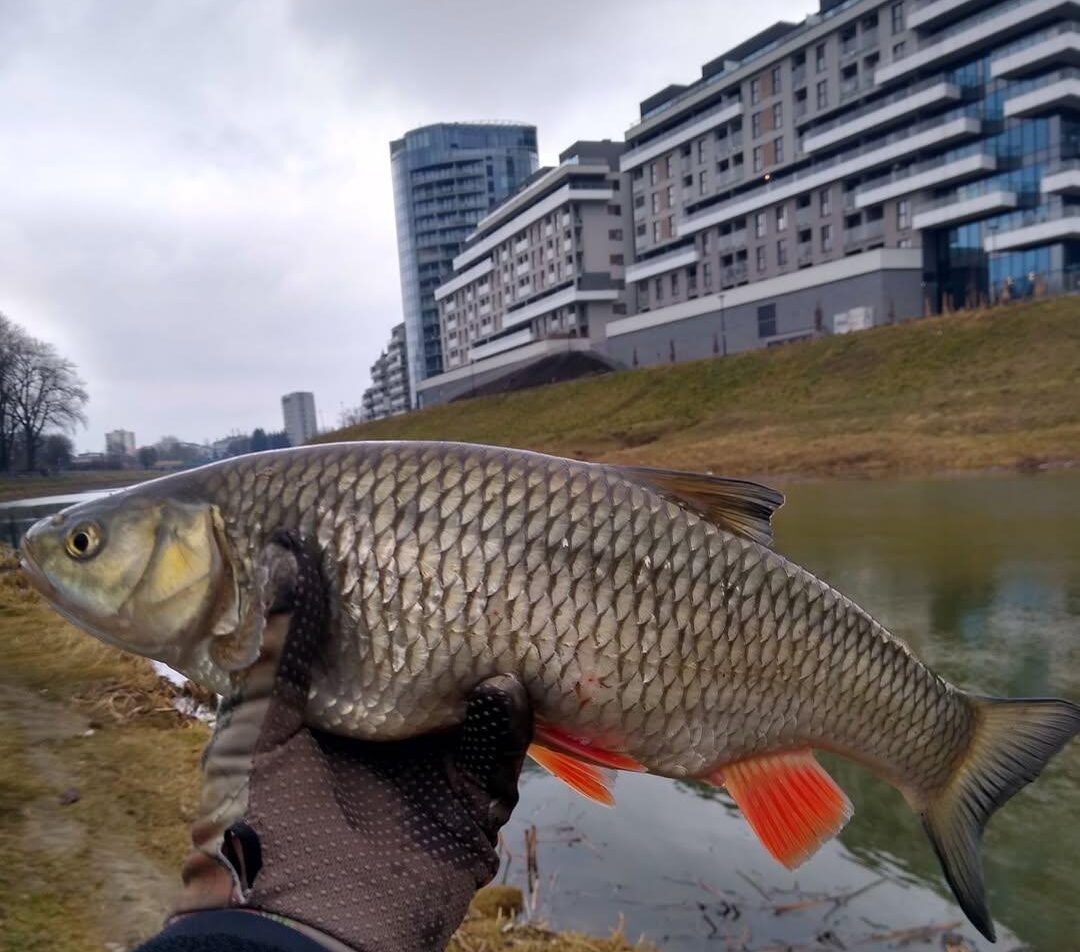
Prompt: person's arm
<box><xmin>136</xmin><ymin>531</ymin><xmax>532</xmax><ymax>952</ymax></box>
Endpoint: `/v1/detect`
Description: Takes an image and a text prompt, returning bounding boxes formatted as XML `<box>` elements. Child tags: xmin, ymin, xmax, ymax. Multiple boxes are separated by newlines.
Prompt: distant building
<box><xmin>360</xmin><ymin>323</ymin><xmax>410</xmax><ymax>422</ymax></box>
<box><xmin>421</xmin><ymin>140</ymin><xmax>632</xmax><ymax>405</ymax></box>
<box><xmin>105</xmin><ymin>429</ymin><xmax>135</xmax><ymax>457</ymax></box>
<box><xmin>391</xmin><ymin>122</ymin><xmax>539</xmax><ymax>405</ymax></box>
<box><xmin>281</xmin><ymin>391</ymin><xmax>317</xmax><ymax>446</ymax></box>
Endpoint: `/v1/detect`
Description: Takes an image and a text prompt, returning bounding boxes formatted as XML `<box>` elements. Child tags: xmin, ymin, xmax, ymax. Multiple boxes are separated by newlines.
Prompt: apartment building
<box><xmin>281</xmin><ymin>391</ymin><xmax>317</xmax><ymax>447</ymax></box>
<box><xmin>360</xmin><ymin>323</ymin><xmax>410</xmax><ymax>421</ymax></box>
<box><xmin>418</xmin><ymin>141</ymin><xmax>632</xmax><ymax>405</ymax></box>
<box><xmin>390</xmin><ymin>123</ymin><xmax>539</xmax><ymax>404</ymax></box>
<box><xmin>604</xmin><ymin>0</ymin><xmax>1080</xmax><ymax>368</ymax></box>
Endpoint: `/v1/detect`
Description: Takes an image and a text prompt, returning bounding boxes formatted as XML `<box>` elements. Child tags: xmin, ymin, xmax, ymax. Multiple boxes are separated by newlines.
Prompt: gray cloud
<box><xmin>0</xmin><ymin>0</ymin><xmax>809</xmax><ymax>451</ymax></box>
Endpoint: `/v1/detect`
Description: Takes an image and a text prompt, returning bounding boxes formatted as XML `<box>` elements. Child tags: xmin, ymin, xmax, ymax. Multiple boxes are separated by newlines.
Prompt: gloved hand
<box><xmin>163</xmin><ymin>531</ymin><xmax>533</xmax><ymax>952</ymax></box>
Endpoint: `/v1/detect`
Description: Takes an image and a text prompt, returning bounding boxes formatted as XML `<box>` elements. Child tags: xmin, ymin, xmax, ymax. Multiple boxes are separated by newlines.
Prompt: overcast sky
<box><xmin>1</xmin><ymin>0</ymin><xmax>810</xmax><ymax>452</ymax></box>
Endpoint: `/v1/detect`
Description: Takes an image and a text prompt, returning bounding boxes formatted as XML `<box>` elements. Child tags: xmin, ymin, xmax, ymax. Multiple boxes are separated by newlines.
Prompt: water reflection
<box><xmin>500</xmin><ymin>472</ymin><xmax>1080</xmax><ymax>952</ymax></box>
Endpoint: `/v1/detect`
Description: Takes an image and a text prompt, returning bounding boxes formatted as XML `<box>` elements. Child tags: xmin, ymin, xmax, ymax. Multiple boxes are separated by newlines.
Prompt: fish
<box><xmin>17</xmin><ymin>441</ymin><xmax>1079</xmax><ymax>942</ymax></box>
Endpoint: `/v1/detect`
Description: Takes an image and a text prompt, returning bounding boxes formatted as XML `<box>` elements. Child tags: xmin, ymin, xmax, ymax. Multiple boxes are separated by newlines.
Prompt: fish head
<box><xmin>19</xmin><ymin>492</ymin><xmax>229</xmax><ymax>668</ymax></box>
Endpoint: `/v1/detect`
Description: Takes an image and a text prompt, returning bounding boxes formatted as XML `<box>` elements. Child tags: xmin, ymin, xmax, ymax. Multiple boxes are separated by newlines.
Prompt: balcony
<box><xmin>1003</xmin><ymin>68</ymin><xmax>1080</xmax><ymax>117</ymax></box>
<box><xmin>717</xmin><ymin>227</ymin><xmax>748</xmax><ymax>252</ymax></box>
<box><xmin>625</xmin><ymin>245</ymin><xmax>700</xmax><ymax>284</ymax></box>
<box><xmin>803</xmin><ymin>78</ymin><xmax>962</xmax><ymax>153</ymax></box>
<box><xmin>855</xmin><ymin>148</ymin><xmax>997</xmax><ymax>207</ymax></box>
<box><xmin>991</xmin><ymin>24</ymin><xmax>1080</xmax><ymax>78</ymax></box>
<box><xmin>983</xmin><ymin>206</ymin><xmax>1080</xmax><ymax>251</ymax></box>
<box><xmin>792</xmin><ymin>63</ymin><xmax>807</xmax><ymax>87</ymax></box>
<box><xmin>1042</xmin><ymin>159</ymin><xmax>1080</xmax><ymax>195</ymax></box>
<box><xmin>843</xmin><ymin>219</ymin><xmax>885</xmax><ymax>249</ymax></box>
<box><xmin>909</xmin><ymin>0</ymin><xmax>999</xmax><ymax>31</ymax></box>
<box><xmin>721</xmin><ymin>262</ymin><xmax>749</xmax><ymax>287</ymax></box>
<box><xmin>797</xmin><ymin>241</ymin><xmax>814</xmax><ymax>266</ymax></box>
<box><xmin>912</xmin><ymin>189</ymin><xmax>1019</xmax><ymax>229</ymax></box>
<box><xmin>620</xmin><ymin>101</ymin><xmax>743</xmax><ymax>172</ymax></box>
<box><xmin>840</xmin><ymin>74</ymin><xmax>876</xmax><ymax>103</ymax></box>
<box><xmin>469</xmin><ymin>328</ymin><xmax>534</xmax><ymax>362</ymax></box>
<box><xmin>877</xmin><ymin>0</ymin><xmax>1080</xmax><ymax>86</ymax></box>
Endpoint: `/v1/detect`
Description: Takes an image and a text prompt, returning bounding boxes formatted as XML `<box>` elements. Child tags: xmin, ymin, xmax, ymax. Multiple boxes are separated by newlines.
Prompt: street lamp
<box><xmin>718</xmin><ymin>292</ymin><xmax>728</xmax><ymax>356</ymax></box>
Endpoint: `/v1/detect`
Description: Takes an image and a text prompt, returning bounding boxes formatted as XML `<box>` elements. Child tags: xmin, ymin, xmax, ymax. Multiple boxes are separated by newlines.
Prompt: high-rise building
<box><xmin>281</xmin><ymin>391</ymin><xmax>317</xmax><ymax>447</ymax></box>
<box><xmin>421</xmin><ymin>141</ymin><xmax>632</xmax><ymax>404</ymax></box>
<box><xmin>105</xmin><ymin>429</ymin><xmax>135</xmax><ymax>457</ymax></box>
<box><xmin>390</xmin><ymin>122</ymin><xmax>539</xmax><ymax>404</ymax></box>
<box><xmin>598</xmin><ymin>0</ymin><xmax>1080</xmax><ymax>368</ymax></box>
<box><xmin>360</xmin><ymin>323</ymin><xmax>410</xmax><ymax>421</ymax></box>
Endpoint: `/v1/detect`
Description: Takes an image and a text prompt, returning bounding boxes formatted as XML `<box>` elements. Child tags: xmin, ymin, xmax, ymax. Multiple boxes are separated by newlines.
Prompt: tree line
<box><xmin>0</xmin><ymin>313</ymin><xmax>88</xmax><ymax>473</ymax></box>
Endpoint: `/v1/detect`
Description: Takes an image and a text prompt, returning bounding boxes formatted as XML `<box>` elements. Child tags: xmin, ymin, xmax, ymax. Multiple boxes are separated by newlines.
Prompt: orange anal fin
<box><xmin>534</xmin><ymin>723</ymin><xmax>646</xmax><ymax>772</ymax></box>
<box><xmin>528</xmin><ymin>744</ymin><xmax>616</xmax><ymax>806</ymax></box>
<box><xmin>710</xmin><ymin>749</ymin><xmax>853</xmax><ymax>869</ymax></box>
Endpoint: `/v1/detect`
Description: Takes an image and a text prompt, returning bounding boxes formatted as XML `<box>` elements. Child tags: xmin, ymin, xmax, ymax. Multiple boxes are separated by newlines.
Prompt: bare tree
<box><xmin>9</xmin><ymin>339</ymin><xmax>88</xmax><ymax>471</ymax></box>
<box><xmin>0</xmin><ymin>314</ymin><xmax>31</xmax><ymax>471</ymax></box>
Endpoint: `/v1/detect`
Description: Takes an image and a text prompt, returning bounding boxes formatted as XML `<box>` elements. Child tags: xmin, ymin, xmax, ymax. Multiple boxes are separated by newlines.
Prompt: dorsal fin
<box><xmin>614</xmin><ymin>465</ymin><xmax>784</xmax><ymax>546</ymax></box>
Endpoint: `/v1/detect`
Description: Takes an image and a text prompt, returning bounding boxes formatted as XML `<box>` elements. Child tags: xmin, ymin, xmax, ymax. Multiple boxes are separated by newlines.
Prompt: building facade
<box><xmin>105</xmin><ymin>429</ymin><xmax>135</xmax><ymax>457</ymax></box>
<box><xmin>360</xmin><ymin>323</ymin><xmax>410</xmax><ymax>421</ymax></box>
<box><xmin>418</xmin><ymin>141</ymin><xmax>632</xmax><ymax>405</ymax></box>
<box><xmin>281</xmin><ymin>391</ymin><xmax>317</xmax><ymax>447</ymax></box>
<box><xmin>603</xmin><ymin>0</ymin><xmax>1080</xmax><ymax>368</ymax></box>
<box><xmin>390</xmin><ymin>123</ymin><xmax>539</xmax><ymax>403</ymax></box>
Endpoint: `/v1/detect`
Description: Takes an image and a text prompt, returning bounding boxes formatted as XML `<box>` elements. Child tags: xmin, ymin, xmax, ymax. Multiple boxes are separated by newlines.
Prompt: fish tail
<box><xmin>920</xmin><ymin>695</ymin><xmax>1080</xmax><ymax>943</ymax></box>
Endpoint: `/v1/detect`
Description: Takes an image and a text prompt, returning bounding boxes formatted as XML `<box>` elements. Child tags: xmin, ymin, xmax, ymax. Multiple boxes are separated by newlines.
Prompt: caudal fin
<box><xmin>922</xmin><ymin>696</ymin><xmax>1080</xmax><ymax>942</ymax></box>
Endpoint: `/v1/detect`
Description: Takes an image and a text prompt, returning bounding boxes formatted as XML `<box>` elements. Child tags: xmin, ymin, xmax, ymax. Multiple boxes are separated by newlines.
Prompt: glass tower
<box><xmin>390</xmin><ymin>123</ymin><xmax>539</xmax><ymax>404</ymax></box>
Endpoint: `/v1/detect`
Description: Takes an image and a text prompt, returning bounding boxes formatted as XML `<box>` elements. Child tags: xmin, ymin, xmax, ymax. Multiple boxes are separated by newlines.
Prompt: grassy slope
<box><xmin>323</xmin><ymin>299</ymin><xmax>1080</xmax><ymax>479</ymax></box>
<box><xmin>0</xmin><ymin>552</ymin><xmax>648</xmax><ymax>952</ymax></box>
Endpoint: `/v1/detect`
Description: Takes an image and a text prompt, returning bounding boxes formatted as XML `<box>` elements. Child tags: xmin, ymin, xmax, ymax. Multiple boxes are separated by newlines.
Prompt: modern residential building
<box><xmin>419</xmin><ymin>141</ymin><xmax>633</xmax><ymax>405</ymax></box>
<box><xmin>390</xmin><ymin>122</ymin><xmax>539</xmax><ymax>404</ymax></box>
<box><xmin>360</xmin><ymin>323</ymin><xmax>410</xmax><ymax>421</ymax></box>
<box><xmin>281</xmin><ymin>391</ymin><xmax>318</xmax><ymax>447</ymax></box>
<box><xmin>105</xmin><ymin>429</ymin><xmax>135</xmax><ymax>457</ymax></box>
<box><xmin>602</xmin><ymin>0</ymin><xmax>1080</xmax><ymax>368</ymax></box>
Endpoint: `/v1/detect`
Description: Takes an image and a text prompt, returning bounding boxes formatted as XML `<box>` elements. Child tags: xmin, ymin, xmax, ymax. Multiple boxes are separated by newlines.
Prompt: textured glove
<box><xmin>170</xmin><ymin>531</ymin><xmax>532</xmax><ymax>952</ymax></box>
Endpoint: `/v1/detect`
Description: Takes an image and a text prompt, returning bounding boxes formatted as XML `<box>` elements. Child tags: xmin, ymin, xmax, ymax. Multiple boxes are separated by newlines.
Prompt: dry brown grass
<box><xmin>322</xmin><ymin>298</ymin><xmax>1080</xmax><ymax>480</ymax></box>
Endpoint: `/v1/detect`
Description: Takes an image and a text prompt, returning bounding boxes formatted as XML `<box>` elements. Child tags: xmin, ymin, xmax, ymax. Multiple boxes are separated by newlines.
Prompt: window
<box><xmin>892</xmin><ymin>41</ymin><xmax>906</xmax><ymax>59</ymax></box>
<box><xmin>607</xmin><ymin>204</ymin><xmax>621</xmax><ymax>216</ymax></box>
<box><xmin>667</xmin><ymin>214</ymin><xmax>675</xmax><ymax>236</ymax></box>
<box><xmin>752</xmin><ymin>111</ymin><xmax>763</xmax><ymax>138</ymax></box>
<box><xmin>703</xmin><ymin>230</ymin><xmax>713</xmax><ymax>253</ymax></box>
<box><xmin>821</xmin><ymin>223</ymin><xmax>833</xmax><ymax>252</ymax></box>
<box><xmin>652</xmin><ymin>221</ymin><xmax>660</xmax><ymax>242</ymax></box>
<box><xmin>771</xmin><ymin>65</ymin><xmax>782</xmax><ymax>93</ymax></box>
<box><xmin>758</xmin><ymin>303</ymin><xmax>777</xmax><ymax>338</ymax></box>
<box><xmin>699</xmin><ymin>170</ymin><xmax>708</xmax><ymax>195</ymax></box>
<box><xmin>654</xmin><ymin>277</ymin><xmax>663</xmax><ymax>301</ymax></box>
<box><xmin>891</xmin><ymin>2</ymin><xmax>904</xmax><ymax>34</ymax></box>
<box><xmin>671</xmin><ymin>271</ymin><xmax>680</xmax><ymax>296</ymax></box>
<box><xmin>772</xmin><ymin>102</ymin><xmax>783</xmax><ymax>128</ymax></box>
<box><xmin>609</xmin><ymin>228</ymin><xmax>623</xmax><ymax>240</ymax></box>
<box><xmin>610</xmin><ymin>254</ymin><xmax>624</xmax><ymax>265</ymax></box>
<box><xmin>777</xmin><ymin>238</ymin><xmax>788</xmax><ymax>267</ymax></box>
<box><xmin>651</xmin><ymin>193</ymin><xmax>659</xmax><ymax>214</ymax></box>
<box><xmin>774</xmin><ymin>137</ymin><xmax>784</xmax><ymax>164</ymax></box>
<box><xmin>687</xmin><ymin>266</ymin><xmax>697</xmax><ymax>293</ymax></box>
<box><xmin>753</xmin><ymin>146</ymin><xmax>764</xmax><ymax>173</ymax></box>
<box><xmin>756</xmin><ymin>246</ymin><xmax>767</xmax><ymax>272</ymax></box>
<box><xmin>820</xmin><ymin>187</ymin><xmax>831</xmax><ymax>216</ymax></box>
<box><xmin>776</xmin><ymin>205</ymin><xmax>787</xmax><ymax>231</ymax></box>
<box><xmin>702</xmin><ymin>261</ymin><xmax>713</xmax><ymax>289</ymax></box>
<box><xmin>666</xmin><ymin>184</ymin><xmax>674</xmax><ymax>208</ymax></box>
<box><xmin>897</xmin><ymin>199</ymin><xmax>911</xmax><ymax>229</ymax></box>
<box><xmin>636</xmin><ymin>222</ymin><xmax>646</xmax><ymax>236</ymax></box>
<box><xmin>697</xmin><ymin>138</ymin><xmax>706</xmax><ymax>163</ymax></box>
<box><xmin>755</xmin><ymin>211</ymin><xmax>767</xmax><ymax>238</ymax></box>
<box><xmin>750</xmin><ymin>77</ymin><xmax>761</xmax><ymax>104</ymax></box>
<box><xmin>664</xmin><ymin>155</ymin><xmax>673</xmax><ymax>178</ymax></box>
<box><xmin>649</xmin><ymin>163</ymin><xmax>657</xmax><ymax>185</ymax></box>
<box><xmin>817</xmin><ymin>79</ymin><xmax>828</xmax><ymax>109</ymax></box>
<box><xmin>816</xmin><ymin>43</ymin><xmax>827</xmax><ymax>72</ymax></box>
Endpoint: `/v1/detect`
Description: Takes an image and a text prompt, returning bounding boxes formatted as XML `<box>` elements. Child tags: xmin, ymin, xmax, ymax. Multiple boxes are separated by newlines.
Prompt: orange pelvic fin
<box><xmin>527</xmin><ymin>744</ymin><xmax>616</xmax><ymax>806</ymax></box>
<box><xmin>713</xmin><ymin>749</ymin><xmax>853</xmax><ymax>869</ymax></box>
<box><xmin>534</xmin><ymin>723</ymin><xmax>646</xmax><ymax>772</ymax></box>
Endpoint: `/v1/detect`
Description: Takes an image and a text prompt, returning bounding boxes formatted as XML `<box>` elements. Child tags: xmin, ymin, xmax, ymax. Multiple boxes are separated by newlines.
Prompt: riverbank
<box><xmin>0</xmin><ymin>470</ymin><xmax>158</xmax><ymax>504</ymax></box>
<box><xmin>322</xmin><ymin>298</ymin><xmax>1080</xmax><ymax>480</ymax></box>
<box><xmin>0</xmin><ymin>549</ymin><xmax>650</xmax><ymax>952</ymax></box>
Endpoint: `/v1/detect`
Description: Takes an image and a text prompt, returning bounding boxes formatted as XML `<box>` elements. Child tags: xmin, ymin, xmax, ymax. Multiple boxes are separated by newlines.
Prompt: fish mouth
<box><xmin>18</xmin><ymin>541</ymin><xmax>57</xmax><ymax>602</ymax></box>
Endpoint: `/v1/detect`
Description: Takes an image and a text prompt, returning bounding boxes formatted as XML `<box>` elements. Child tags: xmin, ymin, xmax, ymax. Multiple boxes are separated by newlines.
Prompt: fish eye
<box><xmin>65</xmin><ymin>522</ymin><xmax>103</xmax><ymax>560</ymax></box>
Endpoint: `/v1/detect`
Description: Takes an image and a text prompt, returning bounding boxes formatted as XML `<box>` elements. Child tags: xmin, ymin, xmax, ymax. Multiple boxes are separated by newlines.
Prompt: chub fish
<box><xmin>18</xmin><ymin>441</ymin><xmax>1080</xmax><ymax>941</ymax></box>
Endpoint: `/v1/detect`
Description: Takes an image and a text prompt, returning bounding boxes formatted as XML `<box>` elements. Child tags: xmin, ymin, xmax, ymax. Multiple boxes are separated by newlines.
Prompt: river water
<box><xmin>4</xmin><ymin>472</ymin><xmax>1077</xmax><ymax>950</ymax></box>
